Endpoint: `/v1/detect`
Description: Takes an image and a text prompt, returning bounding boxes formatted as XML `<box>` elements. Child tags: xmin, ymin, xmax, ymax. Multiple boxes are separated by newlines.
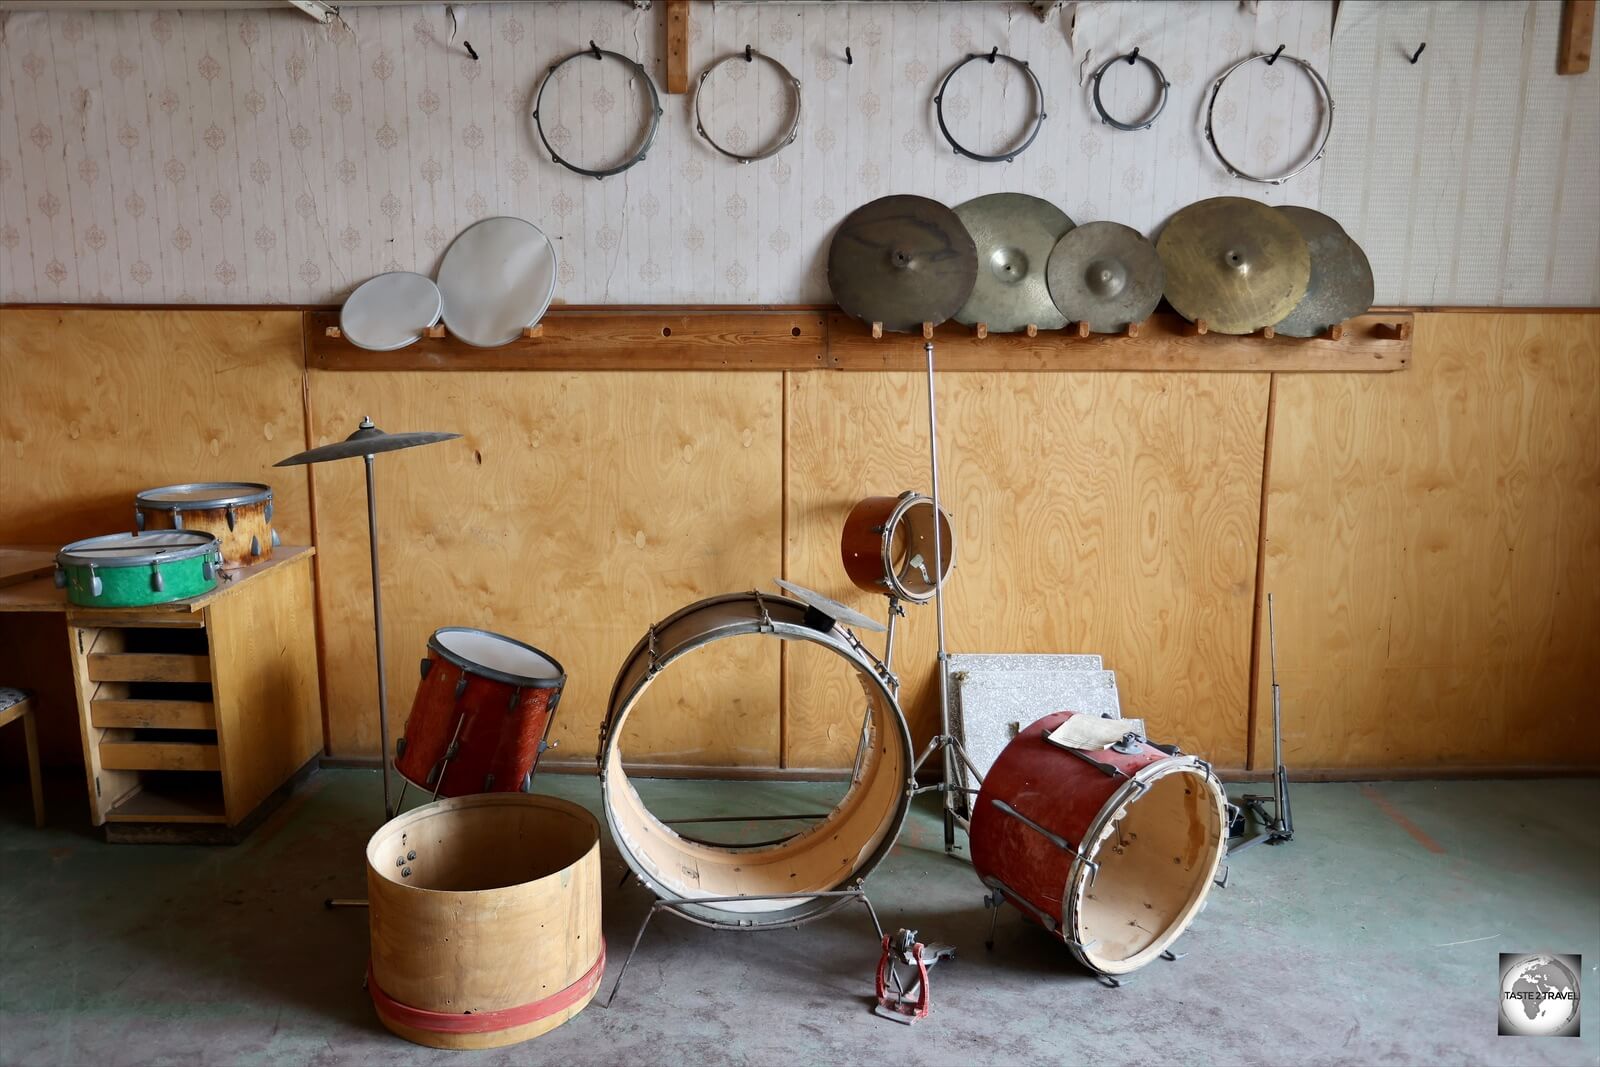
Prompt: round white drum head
<box><xmin>435</xmin><ymin>628</ymin><xmax>562</xmax><ymax>682</ymax></box>
<box><xmin>437</xmin><ymin>217</ymin><xmax>558</xmax><ymax>348</ymax></box>
<box><xmin>339</xmin><ymin>272</ymin><xmax>444</xmax><ymax>351</ymax></box>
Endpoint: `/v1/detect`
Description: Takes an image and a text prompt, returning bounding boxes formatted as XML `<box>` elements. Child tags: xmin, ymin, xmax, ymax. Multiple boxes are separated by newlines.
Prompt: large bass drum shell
<box><xmin>969</xmin><ymin>711</ymin><xmax>1228</xmax><ymax>976</ymax></box>
<box><xmin>840</xmin><ymin>492</ymin><xmax>954</xmax><ymax>603</ymax></box>
<box><xmin>135</xmin><ymin>482</ymin><xmax>278</xmax><ymax>567</ymax></box>
<box><xmin>599</xmin><ymin>591</ymin><xmax>912</xmax><ymax>928</ymax></box>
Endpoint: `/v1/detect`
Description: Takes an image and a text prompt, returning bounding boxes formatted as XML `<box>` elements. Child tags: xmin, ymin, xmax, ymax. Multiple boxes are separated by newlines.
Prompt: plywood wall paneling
<box><xmin>785</xmin><ymin>371</ymin><xmax>1270</xmax><ymax>769</ymax></box>
<box><xmin>1259</xmin><ymin>314</ymin><xmax>1600</xmax><ymax>769</ymax></box>
<box><xmin>306</xmin><ymin>370</ymin><xmax>784</xmax><ymax>764</ymax></box>
<box><xmin>0</xmin><ymin>309</ymin><xmax>312</xmax><ymax>546</ymax></box>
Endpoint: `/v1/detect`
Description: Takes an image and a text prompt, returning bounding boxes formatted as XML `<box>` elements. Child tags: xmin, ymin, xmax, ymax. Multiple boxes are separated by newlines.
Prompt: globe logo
<box><xmin>1499</xmin><ymin>953</ymin><xmax>1581</xmax><ymax>1037</ymax></box>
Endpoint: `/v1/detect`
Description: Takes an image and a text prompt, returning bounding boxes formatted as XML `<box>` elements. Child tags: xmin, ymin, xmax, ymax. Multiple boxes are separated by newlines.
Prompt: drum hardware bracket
<box><xmin>751</xmin><ymin>589</ymin><xmax>775</xmax><ymax>632</ymax></box>
<box><xmin>1061</xmin><ymin>746</ymin><xmax>1132</xmax><ymax>780</ymax></box>
<box><xmin>603</xmin><ymin>887</ymin><xmax>886</xmax><ymax>1009</ymax></box>
<box><xmin>1109</xmin><ymin>732</ymin><xmax>1145</xmax><ymax>755</ymax></box>
<box><xmin>646</xmin><ymin>625</ymin><xmax>662</xmax><ymax>674</ymax></box>
<box><xmin>989</xmin><ymin>798</ymin><xmax>1097</xmax><ymax>877</ymax></box>
<box><xmin>533</xmin><ymin>45</ymin><xmax>663</xmax><ymax>180</ymax></box>
<box><xmin>981</xmin><ymin>877</ymin><xmax>1101</xmax><ymax>956</ymax></box>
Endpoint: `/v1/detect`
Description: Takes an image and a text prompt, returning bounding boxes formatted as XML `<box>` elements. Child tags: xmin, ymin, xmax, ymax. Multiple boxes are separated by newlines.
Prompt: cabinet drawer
<box><xmin>87</xmin><ymin>653</ymin><xmax>210</xmax><ymax>683</ymax></box>
<box><xmin>91</xmin><ymin>699</ymin><xmax>216</xmax><ymax>730</ymax></box>
<box><xmin>99</xmin><ymin>740</ymin><xmax>221</xmax><ymax>772</ymax></box>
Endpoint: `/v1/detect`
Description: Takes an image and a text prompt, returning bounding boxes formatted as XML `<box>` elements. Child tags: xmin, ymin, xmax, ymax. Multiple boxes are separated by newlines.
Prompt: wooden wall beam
<box><xmin>1559</xmin><ymin>0</ymin><xmax>1595</xmax><ymax>74</ymax></box>
<box><xmin>664</xmin><ymin>0</ymin><xmax>690</xmax><ymax>93</ymax></box>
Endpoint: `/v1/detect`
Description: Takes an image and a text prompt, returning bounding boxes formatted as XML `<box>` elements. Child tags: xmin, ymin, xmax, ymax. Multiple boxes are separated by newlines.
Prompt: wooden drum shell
<box><xmin>969</xmin><ymin>711</ymin><xmax>1227</xmax><ymax>976</ymax></box>
<box><xmin>366</xmin><ymin>793</ymin><xmax>603</xmax><ymax>1050</ymax></box>
<box><xmin>137</xmin><ymin>500</ymin><xmax>274</xmax><ymax>567</ymax></box>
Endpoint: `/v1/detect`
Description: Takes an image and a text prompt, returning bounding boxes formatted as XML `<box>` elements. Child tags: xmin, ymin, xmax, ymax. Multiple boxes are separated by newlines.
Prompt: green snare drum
<box><xmin>55</xmin><ymin>531</ymin><xmax>223</xmax><ymax>608</ymax></box>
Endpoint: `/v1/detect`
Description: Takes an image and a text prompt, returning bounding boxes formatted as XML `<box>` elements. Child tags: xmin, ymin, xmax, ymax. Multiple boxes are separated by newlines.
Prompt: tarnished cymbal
<box><xmin>828</xmin><ymin>195</ymin><xmax>978</xmax><ymax>334</ymax></box>
<box><xmin>275</xmin><ymin>417</ymin><xmax>460</xmax><ymax>467</ymax></box>
<box><xmin>953</xmin><ymin>193</ymin><xmax>1074</xmax><ymax>333</ymax></box>
<box><xmin>1157</xmin><ymin>197</ymin><xmax>1310</xmax><ymax>334</ymax></box>
<box><xmin>1271</xmin><ymin>206</ymin><xmax>1374</xmax><ymax>337</ymax></box>
<box><xmin>1046</xmin><ymin>221</ymin><xmax>1164</xmax><ymax>334</ymax></box>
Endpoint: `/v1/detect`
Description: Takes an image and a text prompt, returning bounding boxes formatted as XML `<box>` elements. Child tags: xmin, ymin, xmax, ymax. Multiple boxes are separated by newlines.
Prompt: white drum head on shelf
<box><xmin>436</xmin><ymin>217</ymin><xmax>558</xmax><ymax>348</ymax></box>
<box><xmin>339</xmin><ymin>272</ymin><xmax>444</xmax><ymax>352</ymax></box>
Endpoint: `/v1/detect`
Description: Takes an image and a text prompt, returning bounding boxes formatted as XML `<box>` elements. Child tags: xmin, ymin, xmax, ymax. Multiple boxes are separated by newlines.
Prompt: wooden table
<box><xmin>0</xmin><ymin>547</ymin><xmax>323</xmax><ymax>842</ymax></box>
<box><xmin>0</xmin><ymin>546</ymin><xmax>55</xmax><ymax>589</ymax></box>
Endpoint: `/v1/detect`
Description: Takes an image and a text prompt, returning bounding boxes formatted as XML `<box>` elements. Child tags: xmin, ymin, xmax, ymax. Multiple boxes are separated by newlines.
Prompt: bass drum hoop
<box><xmin>1061</xmin><ymin>754</ymin><xmax>1228</xmax><ymax>976</ymax></box>
<box><xmin>599</xmin><ymin>592</ymin><xmax>912</xmax><ymax>928</ymax></box>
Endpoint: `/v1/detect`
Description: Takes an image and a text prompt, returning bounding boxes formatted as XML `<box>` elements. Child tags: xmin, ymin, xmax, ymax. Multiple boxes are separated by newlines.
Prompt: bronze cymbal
<box><xmin>1157</xmin><ymin>197</ymin><xmax>1310</xmax><ymax>334</ymax></box>
<box><xmin>828</xmin><ymin>194</ymin><xmax>978</xmax><ymax>334</ymax></box>
<box><xmin>1272</xmin><ymin>206</ymin><xmax>1374</xmax><ymax>337</ymax></box>
<box><xmin>275</xmin><ymin>417</ymin><xmax>460</xmax><ymax>466</ymax></box>
<box><xmin>773</xmin><ymin>578</ymin><xmax>886</xmax><ymax>633</ymax></box>
<box><xmin>1045</xmin><ymin>221</ymin><xmax>1164</xmax><ymax>334</ymax></box>
<box><xmin>953</xmin><ymin>193</ymin><xmax>1074</xmax><ymax>333</ymax></box>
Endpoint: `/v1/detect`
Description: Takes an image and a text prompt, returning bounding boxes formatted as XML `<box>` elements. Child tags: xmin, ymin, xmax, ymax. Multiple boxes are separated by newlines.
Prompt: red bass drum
<box><xmin>394</xmin><ymin>628</ymin><xmax>566</xmax><ymax>798</ymax></box>
<box><xmin>969</xmin><ymin>710</ymin><xmax>1228</xmax><ymax>977</ymax></box>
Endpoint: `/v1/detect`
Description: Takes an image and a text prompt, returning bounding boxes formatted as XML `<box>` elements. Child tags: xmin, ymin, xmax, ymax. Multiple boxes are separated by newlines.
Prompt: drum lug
<box><xmin>202</xmin><ymin>559</ymin><xmax>215</xmax><ymax>581</ymax></box>
<box><xmin>520</xmin><ymin>771</ymin><xmax>534</xmax><ymax>792</ymax></box>
<box><xmin>548</xmin><ymin>689</ymin><xmax>562</xmax><ymax>713</ymax></box>
<box><xmin>264</xmin><ymin>499</ymin><xmax>274</xmax><ymax>524</ymax></box>
<box><xmin>150</xmin><ymin>565</ymin><xmax>164</xmax><ymax>593</ymax></box>
<box><xmin>869</xmin><ymin>524</ymin><xmax>887</xmax><ymax>535</ymax></box>
<box><xmin>250</xmin><ymin>534</ymin><xmax>262</xmax><ymax>558</ymax></box>
<box><xmin>270</xmin><ymin>528</ymin><xmax>281</xmax><ymax>548</ymax></box>
<box><xmin>483</xmin><ymin>774</ymin><xmax>495</xmax><ymax>791</ymax></box>
<box><xmin>454</xmin><ymin>675</ymin><xmax>469</xmax><ymax>700</ymax></box>
<box><xmin>225</xmin><ymin>504</ymin><xmax>238</xmax><ymax>531</ymax></box>
<box><xmin>444</xmin><ymin>740</ymin><xmax>460</xmax><ymax>760</ymax></box>
<box><xmin>134</xmin><ymin>508</ymin><xmax>146</xmax><ymax>532</ymax></box>
<box><xmin>395</xmin><ymin>736</ymin><xmax>407</xmax><ymax>758</ymax></box>
<box><xmin>53</xmin><ymin>566</ymin><xmax>67</xmax><ymax>589</ymax></box>
<box><xmin>420</xmin><ymin>657</ymin><xmax>433</xmax><ymax>679</ymax></box>
<box><xmin>751</xmin><ymin>589</ymin><xmax>774</xmax><ymax>633</ymax></box>
<box><xmin>169</xmin><ymin>507</ymin><xmax>183</xmax><ymax>530</ymax></box>
<box><xmin>86</xmin><ymin>564</ymin><xmax>103</xmax><ymax>598</ymax></box>
<box><xmin>426</xmin><ymin>764</ymin><xmax>441</xmax><ymax>787</ymax></box>
<box><xmin>507</xmin><ymin>687</ymin><xmax>522</xmax><ymax>712</ymax></box>
<box><xmin>646</xmin><ymin>624</ymin><xmax>662</xmax><ymax>675</ymax></box>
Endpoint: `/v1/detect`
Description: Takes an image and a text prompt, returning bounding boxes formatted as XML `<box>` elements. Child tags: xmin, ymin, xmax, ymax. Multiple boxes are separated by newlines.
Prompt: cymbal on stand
<box><xmin>275</xmin><ymin>418</ymin><xmax>461</xmax><ymax>467</ymax></box>
<box><xmin>828</xmin><ymin>195</ymin><xmax>978</xmax><ymax>335</ymax></box>
<box><xmin>1157</xmin><ymin>197</ymin><xmax>1310</xmax><ymax>335</ymax></box>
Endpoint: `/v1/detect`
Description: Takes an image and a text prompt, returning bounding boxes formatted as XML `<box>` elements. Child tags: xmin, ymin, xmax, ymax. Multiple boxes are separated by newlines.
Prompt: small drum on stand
<box><xmin>841</xmin><ymin>491</ymin><xmax>954</xmax><ymax>603</ymax></box>
<box><xmin>969</xmin><ymin>710</ymin><xmax>1228</xmax><ymax>978</ymax></box>
<box><xmin>55</xmin><ymin>531</ymin><xmax>223</xmax><ymax>608</ymax></box>
<box><xmin>395</xmin><ymin>628</ymin><xmax>566</xmax><ymax>800</ymax></box>
<box><xmin>134</xmin><ymin>482</ymin><xmax>279</xmax><ymax>567</ymax></box>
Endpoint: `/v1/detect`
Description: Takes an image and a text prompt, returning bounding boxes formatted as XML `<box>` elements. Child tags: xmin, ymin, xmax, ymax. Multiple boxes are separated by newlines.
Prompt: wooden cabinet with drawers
<box><xmin>64</xmin><ymin>547</ymin><xmax>322</xmax><ymax>841</ymax></box>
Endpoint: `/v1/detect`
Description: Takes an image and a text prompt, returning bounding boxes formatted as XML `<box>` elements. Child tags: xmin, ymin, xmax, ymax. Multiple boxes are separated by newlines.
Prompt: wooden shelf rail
<box><xmin>304</xmin><ymin>307</ymin><xmax>1414</xmax><ymax>374</ymax></box>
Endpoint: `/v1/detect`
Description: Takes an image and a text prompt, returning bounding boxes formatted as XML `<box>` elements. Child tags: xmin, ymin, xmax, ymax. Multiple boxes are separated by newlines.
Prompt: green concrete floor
<box><xmin>0</xmin><ymin>770</ymin><xmax>1596</xmax><ymax>1066</ymax></box>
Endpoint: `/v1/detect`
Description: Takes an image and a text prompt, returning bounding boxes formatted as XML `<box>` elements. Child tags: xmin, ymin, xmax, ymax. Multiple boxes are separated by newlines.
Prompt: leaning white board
<box><xmin>951</xmin><ymin>661</ymin><xmax>1122</xmax><ymax>787</ymax></box>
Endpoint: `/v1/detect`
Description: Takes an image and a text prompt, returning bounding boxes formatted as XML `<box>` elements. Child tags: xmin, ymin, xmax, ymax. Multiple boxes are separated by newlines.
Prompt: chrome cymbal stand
<box><xmin>1230</xmin><ymin>593</ymin><xmax>1295</xmax><ymax>853</ymax></box>
<box><xmin>907</xmin><ymin>340</ymin><xmax>982</xmax><ymax>853</ymax></box>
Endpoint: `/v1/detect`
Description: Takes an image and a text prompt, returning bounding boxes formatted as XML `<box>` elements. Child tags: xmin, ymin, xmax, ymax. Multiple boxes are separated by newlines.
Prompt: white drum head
<box><xmin>437</xmin><ymin>217</ymin><xmax>559</xmax><ymax>348</ymax></box>
<box><xmin>339</xmin><ymin>272</ymin><xmax>444</xmax><ymax>352</ymax></box>
<box><xmin>434</xmin><ymin>628</ymin><xmax>562</xmax><ymax>682</ymax></box>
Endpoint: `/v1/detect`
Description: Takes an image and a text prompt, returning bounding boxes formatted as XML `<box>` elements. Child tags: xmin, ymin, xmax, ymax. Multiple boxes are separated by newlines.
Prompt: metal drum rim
<box><xmin>1061</xmin><ymin>752</ymin><xmax>1228</xmax><ymax>976</ymax></box>
<box><xmin>134</xmin><ymin>481</ymin><xmax>274</xmax><ymax>510</ymax></box>
<box><xmin>880</xmin><ymin>492</ymin><xmax>955</xmax><ymax>603</ymax></box>
<box><xmin>427</xmin><ymin>626</ymin><xmax>568</xmax><ymax>691</ymax></box>
<box><xmin>57</xmin><ymin>530</ymin><xmax>221</xmax><ymax>567</ymax></box>
<box><xmin>598</xmin><ymin>592</ymin><xmax>913</xmax><ymax>928</ymax></box>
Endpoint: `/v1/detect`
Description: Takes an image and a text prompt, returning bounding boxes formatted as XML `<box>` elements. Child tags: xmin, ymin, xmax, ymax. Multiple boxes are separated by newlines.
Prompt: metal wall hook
<box><xmin>845</xmin><ymin>45</ymin><xmax>853</xmax><ymax>65</ymax></box>
<box><xmin>463</xmin><ymin>40</ymin><xmax>478</xmax><ymax>61</ymax></box>
<box><xmin>1265</xmin><ymin>43</ymin><xmax>1285</xmax><ymax>65</ymax></box>
<box><xmin>744</xmin><ymin>43</ymin><xmax>753</xmax><ymax>63</ymax></box>
<box><xmin>1126</xmin><ymin>46</ymin><xmax>1139</xmax><ymax>65</ymax></box>
<box><xmin>1409</xmin><ymin>42</ymin><xmax>1426</xmax><ymax>64</ymax></box>
<box><xmin>986</xmin><ymin>45</ymin><xmax>999</xmax><ymax>63</ymax></box>
<box><xmin>589</xmin><ymin>39</ymin><xmax>602</xmax><ymax>61</ymax></box>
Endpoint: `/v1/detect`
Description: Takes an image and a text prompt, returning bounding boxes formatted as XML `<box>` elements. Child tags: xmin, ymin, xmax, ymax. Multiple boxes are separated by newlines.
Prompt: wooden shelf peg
<box><xmin>871</xmin><ymin>322</ymin><xmax>884</xmax><ymax>340</ymax></box>
<box><xmin>975</xmin><ymin>323</ymin><xmax>989</xmax><ymax>340</ymax></box>
<box><xmin>324</xmin><ymin>326</ymin><xmax>341</xmax><ymax>338</ymax></box>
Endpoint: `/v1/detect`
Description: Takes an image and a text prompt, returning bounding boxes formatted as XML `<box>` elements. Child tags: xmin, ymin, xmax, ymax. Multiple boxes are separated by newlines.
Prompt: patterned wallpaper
<box><xmin>0</xmin><ymin>1</ymin><xmax>1591</xmax><ymax>308</ymax></box>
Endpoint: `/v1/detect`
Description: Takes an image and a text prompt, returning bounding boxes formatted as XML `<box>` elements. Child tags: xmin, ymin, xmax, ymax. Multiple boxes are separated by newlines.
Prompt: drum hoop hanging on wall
<box><xmin>1204</xmin><ymin>51</ymin><xmax>1334</xmax><ymax>185</ymax></box>
<box><xmin>1090</xmin><ymin>50</ymin><xmax>1171</xmax><ymax>133</ymax></box>
<box><xmin>693</xmin><ymin>47</ymin><xmax>803</xmax><ymax>164</ymax></box>
<box><xmin>933</xmin><ymin>49</ymin><xmax>1048</xmax><ymax>164</ymax></box>
<box><xmin>532</xmin><ymin>42</ymin><xmax>664</xmax><ymax>180</ymax></box>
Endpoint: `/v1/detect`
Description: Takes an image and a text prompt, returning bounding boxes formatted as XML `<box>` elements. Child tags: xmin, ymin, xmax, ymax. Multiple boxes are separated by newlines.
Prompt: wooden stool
<box><xmin>0</xmin><ymin>688</ymin><xmax>44</xmax><ymax>827</ymax></box>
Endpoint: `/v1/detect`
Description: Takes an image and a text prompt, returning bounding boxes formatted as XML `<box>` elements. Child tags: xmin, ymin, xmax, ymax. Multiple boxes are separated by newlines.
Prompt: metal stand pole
<box><xmin>923</xmin><ymin>340</ymin><xmax>958</xmax><ymax>852</ymax></box>
<box><xmin>364</xmin><ymin>453</ymin><xmax>395</xmax><ymax>823</ymax></box>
